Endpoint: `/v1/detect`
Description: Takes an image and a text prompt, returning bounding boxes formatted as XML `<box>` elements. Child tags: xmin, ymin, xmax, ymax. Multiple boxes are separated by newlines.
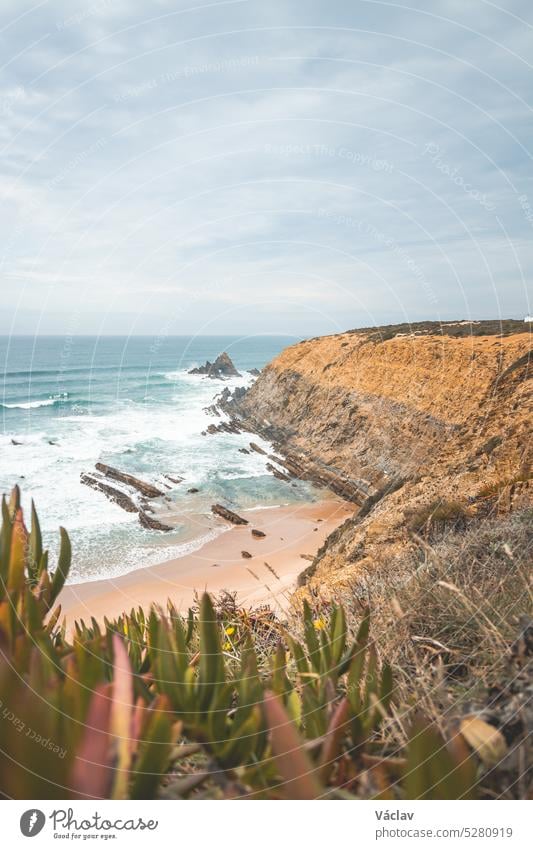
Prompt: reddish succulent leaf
<box><xmin>263</xmin><ymin>691</ymin><xmax>323</xmax><ymax>799</ymax></box>
<box><xmin>111</xmin><ymin>634</ymin><xmax>134</xmax><ymax>799</ymax></box>
<box><xmin>9</xmin><ymin>508</ymin><xmax>28</xmax><ymax>593</ymax></box>
<box><xmin>318</xmin><ymin>696</ymin><xmax>350</xmax><ymax>784</ymax></box>
<box><xmin>71</xmin><ymin>684</ymin><xmax>113</xmax><ymax>799</ymax></box>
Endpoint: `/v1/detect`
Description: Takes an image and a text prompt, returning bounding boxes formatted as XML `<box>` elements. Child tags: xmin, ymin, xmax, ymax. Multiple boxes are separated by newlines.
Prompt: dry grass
<box><xmin>405</xmin><ymin>499</ymin><xmax>468</xmax><ymax>535</ymax></box>
<box><xmin>317</xmin><ymin>509</ymin><xmax>532</xmax><ymax>777</ymax></box>
<box><xmin>475</xmin><ymin>470</ymin><xmax>532</xmax><ymax>501</ymax></box>
<box><xmin>342</xmin><ymin>509</ymin><xmax>531</xmax><ymax>678</ymax></box>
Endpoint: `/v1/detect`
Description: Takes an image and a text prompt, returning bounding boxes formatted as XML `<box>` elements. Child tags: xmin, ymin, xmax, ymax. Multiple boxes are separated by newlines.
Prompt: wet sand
<box><xmin>59</xmin><ymin>499</ymin><xmax>354</xmax><ymax>626</ymax></box>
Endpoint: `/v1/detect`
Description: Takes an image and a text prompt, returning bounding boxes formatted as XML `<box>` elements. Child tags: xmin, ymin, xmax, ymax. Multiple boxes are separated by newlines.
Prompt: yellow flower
<box><xmin>224</xmin><ymin>626</ymin><xmax>235</xmax><ymax>636</ymax></box>
<box><xmin>313</xmin><ymin>618</ymin><xmax>326</xmax><ymax>631</ymax></box>
<box><xmin>223</xmin><ymin>641</ymin><xmax>232</xmax><ymax>651</ymax></box>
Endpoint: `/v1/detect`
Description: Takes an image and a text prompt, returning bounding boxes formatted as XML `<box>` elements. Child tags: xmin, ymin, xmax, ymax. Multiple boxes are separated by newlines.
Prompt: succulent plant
<box><xmin>0</xmin><ymin>488</ymin><xmax>480</xmax><ymax>800</ymax></box>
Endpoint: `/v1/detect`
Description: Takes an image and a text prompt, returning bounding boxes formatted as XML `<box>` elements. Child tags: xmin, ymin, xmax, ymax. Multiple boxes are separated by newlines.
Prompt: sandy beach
<box><xmin>59</xmin><ymin>498</ymin><xmax>354</xmax><ymax>626</ymax></box>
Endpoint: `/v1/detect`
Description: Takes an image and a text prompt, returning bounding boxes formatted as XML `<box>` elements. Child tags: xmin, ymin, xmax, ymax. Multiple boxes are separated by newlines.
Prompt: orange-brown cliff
<box><xmin>223</xmin><ymin>321</ymin><xmax>532</xmax><ymax>594</ymax></box>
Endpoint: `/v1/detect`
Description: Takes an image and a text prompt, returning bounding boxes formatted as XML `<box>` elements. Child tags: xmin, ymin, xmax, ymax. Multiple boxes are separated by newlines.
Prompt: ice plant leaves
<box><xmin>0</xmin><ymin>490</ymin><xmax>497</xmax><ymax>801</ymax></box>
<box><xmin>130</xmin><ymin>696</ymin><xmax>179</xmax><ymax>800</ymax></box>
<box><xmin>71</xmin><ymin>684</ymin><xmax>114</xmax><ymax>800</ymax></box>
<box><xmin>263</xmin><ymin>692</ymin><xmax>323</xmax><ymax>799</ymax></box>
<box><xmin>9</xmin><ymin>508</ymin><xmax>28</xmax><ymax>594</ymax></box>
<box><xmin>404</xmin><ymin>716</ymin><xmax>476</xmax><ymax>800</ymax></box>
<box><xmin>198</xmin><ymin>592</ymin><xmax>225</xmax><ymax>710</ymax></box>
<box><xmin>50</xmin><ymin>527</ymin><xmax>72</xmax><ymax>606</ymax></box>
<box><xmin>110</xmin><ymin>635</ymin><xmax>134</xmax><ymax>799</ymax></box>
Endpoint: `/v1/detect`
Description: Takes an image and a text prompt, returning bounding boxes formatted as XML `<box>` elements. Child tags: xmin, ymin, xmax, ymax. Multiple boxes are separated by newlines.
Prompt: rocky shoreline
<box><xmin>204</xmin><ymin>323</ymin><xmax>531</xmax><ymax>593</ymax></box>
<box><xmin>207</xmin><ymin>386</ymin><xmax>378</xmax><ymax>508</ymax></box>
<box><xmin>78</xmin><ymin>327</ymin><xmax>531</xmax><ymax>596</ymax></box>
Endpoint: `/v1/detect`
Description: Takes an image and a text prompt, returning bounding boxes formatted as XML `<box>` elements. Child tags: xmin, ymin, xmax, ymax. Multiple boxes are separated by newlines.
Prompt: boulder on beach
<box><xmin>189</xmin><ymin>352</ymin><xmax>241</xmax><ymax>379</ymax></box>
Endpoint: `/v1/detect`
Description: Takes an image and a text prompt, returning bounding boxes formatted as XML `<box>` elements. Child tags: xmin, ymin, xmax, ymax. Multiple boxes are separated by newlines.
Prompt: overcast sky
<box><xmin>0</xmin><ymin>0</ymin><xmax>531</xmax><ymax>337</ymax></box>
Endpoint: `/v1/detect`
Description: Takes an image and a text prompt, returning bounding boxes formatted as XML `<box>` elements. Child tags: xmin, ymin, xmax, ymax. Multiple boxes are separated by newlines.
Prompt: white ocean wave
<box><xmin>0</xmin><ymin>338</ymin><xmax>294</xmax><ymax>582</ymax></box>
<box><xmin>2</xmin><ymin>398</ymin><xmax>57</xmax><ymax>409</ymax></box>
<box><xmin>1</xmin><ymin>392</ymin><xmax>69</xmax><ymax>410</ymax></box>
<box><xmin>68</xmin><ymin>524</ymin><xmax>230</xmax><ymax>583</ymax></box>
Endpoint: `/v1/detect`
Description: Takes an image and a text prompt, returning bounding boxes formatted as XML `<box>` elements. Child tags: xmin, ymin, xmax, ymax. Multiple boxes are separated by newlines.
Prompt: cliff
<box><xmin>221</xmin><ymin>321</ymin><xmax>532</xmax><ymax>594</ymax></box>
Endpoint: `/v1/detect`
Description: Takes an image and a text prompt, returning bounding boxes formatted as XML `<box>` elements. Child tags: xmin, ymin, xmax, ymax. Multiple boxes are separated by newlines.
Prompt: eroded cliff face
<box><xmin>224</xmin><ymin>324</ymin><xmax>532</xmax><ymax>593</ymax></box>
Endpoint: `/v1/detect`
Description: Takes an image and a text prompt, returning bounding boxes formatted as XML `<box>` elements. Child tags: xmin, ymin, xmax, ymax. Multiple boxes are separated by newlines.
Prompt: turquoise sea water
<box><xmin>0</xmin><ymin>335</ymin><xmax>320</xmax><ymax>582</ymax></box>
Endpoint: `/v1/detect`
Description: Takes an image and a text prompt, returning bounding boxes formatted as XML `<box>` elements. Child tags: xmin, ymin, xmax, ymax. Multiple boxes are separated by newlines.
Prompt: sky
<box><xmin>0</xmin><ymin>0</ymin><xmax>532</xmax><ymax>337</ymax></box>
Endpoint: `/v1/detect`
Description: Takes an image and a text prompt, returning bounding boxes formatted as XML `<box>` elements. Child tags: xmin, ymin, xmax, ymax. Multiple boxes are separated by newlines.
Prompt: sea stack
<box><xmin>189</xmin><ymin>351</ymin><xmax>241</xmax><ymax>379</ymax></box>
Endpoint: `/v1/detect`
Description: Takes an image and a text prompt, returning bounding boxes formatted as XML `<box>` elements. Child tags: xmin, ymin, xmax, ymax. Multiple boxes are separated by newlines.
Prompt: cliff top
<box><xmin>343</xmin><ymin>318</ymin><xmax>530</xmax><ymax>341</ymax></box>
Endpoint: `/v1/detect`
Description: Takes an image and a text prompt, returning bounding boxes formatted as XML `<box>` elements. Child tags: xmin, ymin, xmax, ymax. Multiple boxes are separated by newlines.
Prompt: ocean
<box><xmin>0</xmin><ymin>335</ymin><xmax>321</xmax><ymax>583</ymax></box>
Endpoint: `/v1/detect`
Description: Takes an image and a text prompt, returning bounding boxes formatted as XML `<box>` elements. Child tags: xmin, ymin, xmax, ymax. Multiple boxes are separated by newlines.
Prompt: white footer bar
<box><xmin>3</xmin><ymin>799</ymin><xmax>528</xmax><ymax>848</ymax></box>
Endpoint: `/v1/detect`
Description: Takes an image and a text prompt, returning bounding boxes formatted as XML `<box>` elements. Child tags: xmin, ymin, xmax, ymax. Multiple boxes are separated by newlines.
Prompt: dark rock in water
<box><xmin>248</xmin><ymin>368</ymin><xmax>261</xmax><ymax>376</ymax></box>
<box><xmin>212</xmin><ymin>504</ymin><xmax>249</xmax><ymax>525</ymax></box>
<box><xmin>139</xmin><ymin>509</ymin><xmax>173</xmax><ymax>532</ymax></box>
<box><xmin>81</xmin><ymin>473</ymin><xmax>138</xmax><ymax>513</ymax></box>
<box><xmin>205</xmin><ymin>418</ymin><xmax>242</xmax><ymax>436</ymax></box>
<box><xmin>11</xmin><ymin>439</ymin><xmax>23</xmax><ymax>446</ymax></box>
<box><xmin>189</xmin><ymin>351</ymin><xmax>240</xmax><ymax>380</ymax></box>
<box><xmin>241</xmin><ymin>550</ymin><xmax>252</xmax><ymax>559</ymax></box>
<box><xmin>217</xmin><ymin>387</ymin><xmax>232</xmax><ymax>404</ymax></box>
<box><xmin>266</xmin><ymin>462</ymin><xmax>291</xmax><ymax>482</ymax></box>
<box><xmin>95</xmin><ymin>462</ymin><xmax>164</xmax><ymax>498</ymax></box>
<box><xmin>187</xmin><ymin>487</ymin><xmax>199</xmax><ymax>493</ymax></box>
<box><xmin>239</xmin><ymin>447</ymin><xmax>250</xmax><ymax>454</ymax></box>
<box><xmin>210</xmin><ymin>351</ymin><xmax>240</xmax><ymax>378</ymax></box>
<box><xmin>249</xmin><ymin>442</ymin><xmax>267</xmax><ymax>455</ymax></box>
<box><xmin>82</xmin><ymin>470</ymin><xmax>174</xmax><ymax>532</ymax></box>
<box><xmin>251</xmin><ymin>529</ymin><xmax>266</xmax><ymax>538</ymax></box>
<box><xmin>164</xmin><ymin>474</ymin><xmax>184</xmax><ymax>484</ymax></box>
<box><xmin>189</xmin><ymin>360</ymin><xmax>213</xmax><ymax>376</ymax></box>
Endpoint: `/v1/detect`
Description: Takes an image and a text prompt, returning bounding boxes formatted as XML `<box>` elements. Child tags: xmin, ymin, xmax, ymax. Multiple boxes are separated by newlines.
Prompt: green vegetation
<box><xmin>0</xmin><ymin>488</ymin><xmax>527</xmax><ymax>799</ymax></box>
<box><xmin>344</xmin><ymin>319</ymin><xmax>529</xmax><ymax>342</ymax></box>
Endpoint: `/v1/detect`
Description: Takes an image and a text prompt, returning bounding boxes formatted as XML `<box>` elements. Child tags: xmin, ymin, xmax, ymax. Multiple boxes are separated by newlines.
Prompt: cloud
<box><xmin>0</xmin><ymin>0</ymin><xmax>531</xmax><ymax>334</ymax></box>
